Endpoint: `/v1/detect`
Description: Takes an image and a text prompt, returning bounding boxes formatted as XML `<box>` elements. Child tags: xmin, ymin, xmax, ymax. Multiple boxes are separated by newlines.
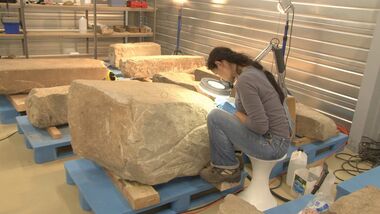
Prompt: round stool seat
<box><xmin>238</xmin><ymin>154</ymin><xmax>287</xmax><ymax>211</ymax></box>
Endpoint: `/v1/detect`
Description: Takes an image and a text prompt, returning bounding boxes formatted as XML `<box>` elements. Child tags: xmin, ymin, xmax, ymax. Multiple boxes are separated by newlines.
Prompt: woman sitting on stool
<box><xmin>200</xmin><ymin>47</ymin><xmax>291</xmax><ymax>184</ymax></box>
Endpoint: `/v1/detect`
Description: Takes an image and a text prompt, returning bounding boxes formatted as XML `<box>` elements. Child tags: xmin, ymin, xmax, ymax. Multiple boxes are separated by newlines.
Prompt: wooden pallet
<box><xmin>16</xmin><ymin>115</ymin><xmax>72</xmax><ymax>163</ymax></box>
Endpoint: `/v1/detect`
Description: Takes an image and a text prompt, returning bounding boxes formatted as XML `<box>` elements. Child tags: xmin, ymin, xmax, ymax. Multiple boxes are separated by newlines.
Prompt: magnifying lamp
<box><xmin>198</xmin><ymin>78</ymin><xmax>232</xmax><ymax>98</ymax></box>
<box><xmin>277</xmin><ymin>0</ymin><xmax>293</xmax><ymax>14</ymax></box>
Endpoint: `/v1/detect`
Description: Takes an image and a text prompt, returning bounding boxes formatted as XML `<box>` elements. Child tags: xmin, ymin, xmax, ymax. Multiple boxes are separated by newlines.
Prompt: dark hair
<box><xmin>207</xmin><ymin>47</ymin><xmax>285</xmax><ymax>104</ymax></box>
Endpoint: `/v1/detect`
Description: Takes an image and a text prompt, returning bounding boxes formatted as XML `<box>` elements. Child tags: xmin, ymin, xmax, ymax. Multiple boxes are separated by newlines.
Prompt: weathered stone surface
<box><xmin>152</xmin><ymin>72</ymin><xmax>199</xmax><ymax>92</ymax></box>
<box><xmin>109</xmin><ymin>42</ymin><xmax>161</xmax><ymax>68</ymax></box>
<box><xmin>194</xmin><ymin>66</ymin><xmax>219</xmax><ymax>81</ymax></box>
<box><xmin>26</xmin><ymin>86</ymin><xmax>69</xmax><ymax>129</ymax></box>
<box><xmin>120</xmin><ymin>55</ymin><xmax>205</xmax><ymax>78</ymax></box>
<box><xmin>218</xmin><ymin>194</ymin><xmax>263</xmax><ymax>214</ymax></box>
<box><xmin>0</xmin><ymin>58</ymin><xmax>108</xmax><ymax>95</ymax></box>
<box><xmin>296</xmin><ymin>103</ymin><xmax>338</xmax><ymax>141</ymax></box>
<box><xmin>328</xmin><ymin>186</ymin><xmax>380</xmax><ymax>214</ymax></box>
<box><xmin>68</xmin><ymin>80</ymin><xmax>215</xmax><ymax>185</ymax></box>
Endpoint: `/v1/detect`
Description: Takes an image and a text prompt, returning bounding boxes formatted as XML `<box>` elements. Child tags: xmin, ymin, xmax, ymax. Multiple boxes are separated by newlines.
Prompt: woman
<box><xmin>200</xmin><ymin>47</ymin><xmax>291</xmax><ymax>184</ymax></box>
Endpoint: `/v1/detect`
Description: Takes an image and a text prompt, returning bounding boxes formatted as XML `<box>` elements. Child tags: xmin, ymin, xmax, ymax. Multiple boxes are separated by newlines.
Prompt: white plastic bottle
<box><xmin>286</xmin><ymin>149</ymin><xmax>308</xmax><ymax>186</ymax></box>
<box><xmin>79</xmin><ymin>17</ymin><xmax>87</xmax><ymax>34</ymax></box>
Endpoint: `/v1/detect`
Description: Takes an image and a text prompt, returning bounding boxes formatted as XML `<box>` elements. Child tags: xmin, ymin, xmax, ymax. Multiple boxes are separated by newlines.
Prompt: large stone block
<box><xmin>296</xmin><ymin>103</ymin><xmax>338</xmax><ymax>141</ymax></box>
<box><xmin>26</xmin><ymin>86</ymin><xmax>69</xmax><ymax>129</ymax></box>
<box><xmin>328</xmin><ymin>186</ymin><xmax>380</xmax><ymax>214</ymax></box>
<box><xmin>218</xmin><ymin>194</ymin><xmax>263</xmax><ymax>214</ymax></box>
<box><xmin>152</xmin><ymin>72</ymin><xmax>198</xmax><ymax>92</ymax></box>
<box><xmin>109</xmin><ymin>42</ymin><xmax>161</xmax><ymax>68</ymax></box>
<box><xmin>68</xmin><ymin>80</ymin><xmax>215</xmax><ymax>185</ymax></box>
<box><xmin>0</xmin><ymin>58</ymin><xmax>108</xmax><ymax>95</ymax></box>
<box><xmin>194</xmin><ymin>66</ymin><xmax>219</xmax><ymax>81</ymax></box>
<box><xmin>120</xmin><ymin>55</ymin><xmax>205</xmax><ymax>78</ymax></box>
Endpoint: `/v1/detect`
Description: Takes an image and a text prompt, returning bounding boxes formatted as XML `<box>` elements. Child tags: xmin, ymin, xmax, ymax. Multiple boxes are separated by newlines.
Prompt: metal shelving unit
<box><xmin>0</xmin><ymin>1</ymin><xmax>157</xmax><ymax>59</ymax></box>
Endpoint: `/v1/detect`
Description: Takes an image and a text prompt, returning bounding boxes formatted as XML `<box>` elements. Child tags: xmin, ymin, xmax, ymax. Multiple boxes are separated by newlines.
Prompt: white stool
<box><xmin>238</xmin><ymin>154</ymin><xmax>287</xmax><ymax>211</ymax></box>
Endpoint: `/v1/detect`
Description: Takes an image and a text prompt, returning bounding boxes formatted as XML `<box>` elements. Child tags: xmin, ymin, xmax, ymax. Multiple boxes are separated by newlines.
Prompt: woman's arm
<box><xmin>236</xmin><ymin>77</ymin><xmax>269</xmax><ymax>135</ymax></box>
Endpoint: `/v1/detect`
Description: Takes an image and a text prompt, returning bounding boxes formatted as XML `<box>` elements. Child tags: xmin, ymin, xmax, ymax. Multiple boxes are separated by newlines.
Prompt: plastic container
<box><xmin>80</xmin><ymin>0</ymin><xmax>91</xmax><ymax>4</ymax></box>
<box><xmin>108</xmin><ymin>0</ymin><xmax>125</xmax><ymax>7</ymax></box>
<box><xmin>2</xmin><ymin>16</ymin><xmax>20</xmax><ymax>34</ymax></box>
<box><xmin>286</xmin><ymin>149</ymin><xmax>308</xmax><ymax>186</ymax></box>
<box><xmin>292</xmin><ymin>167</ymin><xmax>321</xmax><ymax>196</ymax></box>
<box><xmin>78</xmin><ymin>17</ymin><xmax>87</xmax><ymax>34</ymax></box>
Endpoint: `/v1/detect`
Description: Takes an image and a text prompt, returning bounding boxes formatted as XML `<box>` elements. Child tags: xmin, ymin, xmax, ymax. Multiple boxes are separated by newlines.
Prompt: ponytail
<box><xmin>207</xmin><ymin>47</ymin><xmax>285</xmax><ymax>104</ymax></box>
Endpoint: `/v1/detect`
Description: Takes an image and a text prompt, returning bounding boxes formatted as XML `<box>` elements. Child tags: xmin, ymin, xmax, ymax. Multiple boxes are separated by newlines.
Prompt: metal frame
<box><xmin>19</xmin><ymin>0</ymin><xmax>28</xmax><ymax>58</ymax></box>
<box><xmin>6</xmin><ymin>1</ymin><xmax>157</xmax><ymax>59</ymax></box>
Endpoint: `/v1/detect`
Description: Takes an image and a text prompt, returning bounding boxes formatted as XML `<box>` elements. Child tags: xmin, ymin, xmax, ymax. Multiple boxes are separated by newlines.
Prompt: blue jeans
<box><xmin>207</xmin><ymin>108</ymin><xmax>290</xmax><ymax>169</ymax></box>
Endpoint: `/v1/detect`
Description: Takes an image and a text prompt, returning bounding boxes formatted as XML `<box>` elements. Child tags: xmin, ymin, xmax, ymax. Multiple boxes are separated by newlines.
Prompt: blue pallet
<box><xmin>336</xmin><ymin>166</ymin><xmax>380</xmax><ymax>199</ymax></box>
<box><xmin>65</xmin><ymin>159</ymin><xmax>246</xmax><ymax>214</ymax></box>
<box><xmin>269</xmin><ymin>133</ymin><xmax>348</xmax><ymax>178</ymax></box>
<box><xmin>265</xmin><ymin>194</ymin><xmax>314</xmax><ymax>214</ymax></box>
<box><xmin>0</xmin><ymin>95</ymin><xmax>20</xmax><ymax>124</ymax></box>
<box><xmin>16</xmin><ymin>115</ymin><xmax>72</xmax><ymax>164</ymax></box>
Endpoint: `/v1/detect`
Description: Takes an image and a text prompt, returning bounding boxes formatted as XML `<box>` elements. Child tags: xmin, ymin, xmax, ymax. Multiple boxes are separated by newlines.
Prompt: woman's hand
<box><xmin>235</xmin><ymin>111</ymin><xmax>247</xmax><ymax>124</ymax></box>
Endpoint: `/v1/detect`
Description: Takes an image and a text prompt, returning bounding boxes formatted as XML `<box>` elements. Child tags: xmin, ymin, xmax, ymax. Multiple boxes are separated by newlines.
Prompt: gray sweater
<box><xmin>235</xmin><ymin>66</ymin><xmax>290</xmax><ymax>138</ymax></box>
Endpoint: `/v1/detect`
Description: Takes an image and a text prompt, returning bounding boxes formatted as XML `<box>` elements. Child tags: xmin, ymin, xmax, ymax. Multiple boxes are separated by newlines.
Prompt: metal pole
<box><xmin>19</xmin><ymin>0</ymin><xmax>29</xmax><ymax>58</ymax></box>
<box><xmin>123</xmin><ymin>11</ymin><xmax>127</xmax><ymax>43</ymax></box>
<box><xmin>139</xmin><ymin>9</ymin><xmax>143</xmax><ymax>42</ymax></box>
<box><xmin>153</xmin><ymin>0</ymin><xmax>156</xmax><ymax>41</ymax></box>
<box><xmin>173</xmin><ymin>5</ymin><xmax>183</xmax><ymax>55</ymax></box>
<box><xmin>94</xmin><ymin>0</ymin><xmax>97</xmax><ymax>59</ymax></box>
<box><xmin>86</xmin><ymin>9</ymin><xmax>89</xmax><ymax>53</ymax></box>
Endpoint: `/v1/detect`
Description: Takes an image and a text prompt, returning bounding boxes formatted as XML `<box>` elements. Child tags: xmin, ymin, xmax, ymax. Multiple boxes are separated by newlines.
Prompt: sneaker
<box><xmin>200</xmin><ymin>165</ymin><xmax>241</xmax><ymax>184</ymax></box>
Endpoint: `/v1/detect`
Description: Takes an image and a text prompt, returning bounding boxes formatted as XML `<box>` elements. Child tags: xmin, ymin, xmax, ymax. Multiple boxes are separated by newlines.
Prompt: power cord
<box><xmin>0</xmin><ymin>130</ymin><xmax>17</xmax><ymax>141</ymax></box>
<box><xmin>333</xmin><ymin>136</ymin><xmax>379</xmax><ymax>182</ymax></box>
<box><xmin>284</xmin><ymin>6</ymin><xmax>295</xmax><ymax>69</ymax></box>
<box><xmin>269</xmin><ymin>176</ymin><xmax>291</xmax><ymax>202</ymax></box>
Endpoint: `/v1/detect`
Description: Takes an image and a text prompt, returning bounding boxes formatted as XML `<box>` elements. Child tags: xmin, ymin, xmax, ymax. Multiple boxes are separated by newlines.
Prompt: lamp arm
<box><xmin>254</xmin><ymin>43</ymin><xmax>273</xmax><ymax>62</ymax></box>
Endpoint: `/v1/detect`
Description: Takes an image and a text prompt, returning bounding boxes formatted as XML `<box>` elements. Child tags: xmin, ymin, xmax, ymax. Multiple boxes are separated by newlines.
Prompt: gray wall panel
<box><xmin>155</xmin><ymin>0</ymin><xmax>379</xmax><ymax>129</ymax></box>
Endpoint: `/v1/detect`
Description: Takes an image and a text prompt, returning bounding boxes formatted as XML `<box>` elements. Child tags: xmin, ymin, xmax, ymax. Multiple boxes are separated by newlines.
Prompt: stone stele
<box><xmin>120</xmin><ymin>55</ymin><xmax>205</xmax><ymax>78</ymax></box>
<box><xmin>327</xmin><ymin>186</ymin><xmax>380</xmax><ymax>214</ymax></box>
<box><xmin>109</xmin><ymin>42</ymin><xmax>161</xmax><ymax>68</ymax></box>
<box><xmin>26</xmin><ymin>86</ymin><xmax>70</xmax><ymax>129</ymax></box>
<box><xmin>296</xmin><ymin>103</ymin><xmax>338</xmax><ymax>141</ymax></box>
<box><xmin>194</xmin><ymin>66</ymin><xmax>219</xmax><ymax>81</ymax></box>
<box><xmin>0</xmin><ymin>58</ymin><xmax>108</xmax><ymax>95</ymax></box>
<box><xmin>218</xmin><ymin>194</ymin><xmax>263</xmax><ymax>214</ymax></box>
<box><xmin>68</xmin><ymin>80</ymin><xmax>215</xmax><ymax>185</ymax></box>
<box><xmin>152</xmin><ymin>72</ymin><xmax>199</xmax><ymax>92</ymax></box>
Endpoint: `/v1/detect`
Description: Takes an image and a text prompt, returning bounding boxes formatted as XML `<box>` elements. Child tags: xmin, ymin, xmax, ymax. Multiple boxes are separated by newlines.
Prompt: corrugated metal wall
<box><xmin>0</xmin><ymin>2</ymin><xmax>152</xmax><ymax>58</ymax></box>
<box><xmin>155</xmin><ymin>0</ymin><xmax>380</xmax><ymax>129</ymax></box>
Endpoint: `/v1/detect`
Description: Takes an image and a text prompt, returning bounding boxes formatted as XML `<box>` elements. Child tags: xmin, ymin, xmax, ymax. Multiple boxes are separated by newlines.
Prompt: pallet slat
<box><xmin>7</xmin><ymin>94</ymin><xmax>27</xmax><ymax>112</ymax></box>
<box><xmin>47</xmin><ymin>127</ymin><xmax>62</xmax><ymax>139</ymax></box>
<box><xmin>108</xmin><ymin>172</ymin><xmax>160</xmax><ymax>210</ymax></box>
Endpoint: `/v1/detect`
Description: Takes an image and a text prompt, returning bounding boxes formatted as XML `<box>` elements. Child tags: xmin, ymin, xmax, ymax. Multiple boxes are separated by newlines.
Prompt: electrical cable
<box><xmin>284</xmin><ymin>6</ymin><xmax>295</xmax><ymax>69</ymax></box>
<box><xmin>0</xmin><ymin>130</ymin><xmax>17</xmax><ymax>141</ymax></box>
<box><xmin>269</xmin><ymin>176</ymin><xmax>291</xmax><ymax>202</ymax></box>
<box><xmin>333</xmin><ymin>136</ymin><xmax>379</xmax><ymax>182</ymax></box>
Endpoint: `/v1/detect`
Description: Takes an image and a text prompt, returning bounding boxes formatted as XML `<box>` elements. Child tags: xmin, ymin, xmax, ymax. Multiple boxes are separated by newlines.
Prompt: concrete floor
<box><xmin>0</xmin><ymin>124</ymin><xmax>356</xmax><ymax>214</ymax></box>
